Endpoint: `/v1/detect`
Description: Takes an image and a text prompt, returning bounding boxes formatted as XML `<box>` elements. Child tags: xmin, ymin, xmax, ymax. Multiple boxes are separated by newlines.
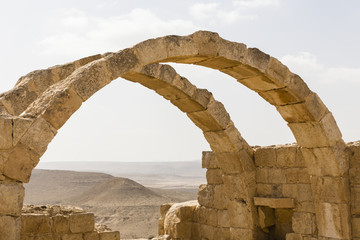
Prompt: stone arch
<box><xmin>0</xmin><ymin>31</ymin><xmax>351</xmax><ymax>239</ymax></box>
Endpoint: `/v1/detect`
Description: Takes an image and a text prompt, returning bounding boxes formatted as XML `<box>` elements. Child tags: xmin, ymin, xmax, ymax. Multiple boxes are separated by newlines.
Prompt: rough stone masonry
<box><xmin>0</xmin><ymin>31</ymin><xmax>358</xmax><ymax>239</ymax></box>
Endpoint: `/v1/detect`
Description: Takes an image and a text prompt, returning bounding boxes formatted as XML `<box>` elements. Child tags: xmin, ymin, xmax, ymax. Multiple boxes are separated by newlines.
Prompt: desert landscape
<box><xmin>24</xmin><ymin>161</ymin><xmax>205</xmax><ymax>239</ymax></box>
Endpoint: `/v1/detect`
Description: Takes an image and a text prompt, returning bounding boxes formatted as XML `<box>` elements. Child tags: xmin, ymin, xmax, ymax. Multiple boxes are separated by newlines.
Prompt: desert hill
<box><xmin>24</xmin><ymin>169</ymin><xmax>199</xmax><ymax>239</ymax></box>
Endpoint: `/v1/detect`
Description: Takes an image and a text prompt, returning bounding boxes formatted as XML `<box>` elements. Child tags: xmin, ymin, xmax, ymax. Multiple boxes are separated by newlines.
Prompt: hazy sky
<box><xmin>1</xmin><ymin>0</ymin><xmax>359</xmax><ymax>162</ymax></box>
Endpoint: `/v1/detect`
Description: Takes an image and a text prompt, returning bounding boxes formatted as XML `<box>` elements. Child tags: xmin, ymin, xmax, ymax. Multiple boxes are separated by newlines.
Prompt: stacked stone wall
<box><xmin>159</xmin><ymin>141</ymin><xmax>360</xmax><ymax>240</ymax></box>
<box><xmin>20</xmin><ymin>205</ymin><xmax>120</xmax><ymax>240</ymax></box>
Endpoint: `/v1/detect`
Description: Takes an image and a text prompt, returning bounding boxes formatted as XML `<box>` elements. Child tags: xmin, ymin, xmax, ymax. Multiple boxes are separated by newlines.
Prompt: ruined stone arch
<box><xmin>0</xmin><ymin>31</ymin><xmax>352</xmax><ymax>240</ymax></box>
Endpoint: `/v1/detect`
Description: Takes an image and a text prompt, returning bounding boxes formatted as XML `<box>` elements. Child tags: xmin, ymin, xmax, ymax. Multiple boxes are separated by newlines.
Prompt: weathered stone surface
<box><xmin>0</xmin><ymin>117</ymin><xmax>13</xmax><ymax>149</ymax></box>
<box><xmin>315</xmin><ymin>202</ymin><xmax>351</xmax><ymax>239</ymax></box>
<box><xmin>69</xmin><ymin>213</ymin><xmax>95</xmax><ymax>233</ymax></box>
<box><xmin>0</xmin><ymin>182</ymin><xmax>24</xmax><ymax>216</ymax></box>
<box><xmin>198</xmin><ymin>184</ymin><xmax>214</xmax><ymax>208</ymax></box>
<box><xmin>21</xmin><ymin>214</ymin><xmax>51</xmax><ymax>234</ymax></box>
<box><xmin>258</xmin><ymin>206</ymin><xmax>275</xmax><ymax>229</ymax></box>
<box><xmin>62</xmin><ymin>233</ymin><xmax>83</xmax><ymax>240</ymax></box>
<box><xmin>202</xmin><ymin>151</ymin><xmax>219</xmax><ymax>169</ymax></box>
<box><xmin>286</xmin><ymin>233</ymin><xmax>303</xmax><ymax>240</ymax></box>
<box><xmin>98</xmin><ymin>231</ymin><xmax>120</xmax><ymax>240</ymax></box>
<box><xmin>228</xmin><ymin>199</ymin><xmax>255</xmax><ymax>229</ymax></box>
<box><xmin>0</xmin><ymin>215</ymin><xmax>21</xmax><ymax>240</ymax></box>
<box><xmin>20</xmin><ymin>117</ymin><xmax>57</xmax><ymax>156</ymax></box>
<box><xmin>292</xmin><ymin>212</ymin><xmax>316</xmax><ymax>235</ymax></box>
<box><xmin>206</xmin><ymin>169</ymin><xmax>224</xmax><ymax>185</ymax></box>
<box><xmin>3</xmin><ymin>144</ymin><xmax>40</xmax><ymax>182</ymax></box>
<box><xmin>353</xmin><ymin>218</ymin><xmax>360</xmax><ymax>238</ymax></box>
<box><xmin>254</xmin><ymin>146</ymin><xmax>277</xmax><ymax>167</ymax></box>
<box><xmin>254</xmin><ymin>197</ymin><xmax>295</xmax><ymax>209</ymax></box>
<box><xmin>52</xmin><ymin>214</ymin><xmax>69</xmax><ymax>233</ymax></box>
<box><xmin>83</xmin><ymin>231</ymin><xmax>100</xmax><ymax>240</ymax></box>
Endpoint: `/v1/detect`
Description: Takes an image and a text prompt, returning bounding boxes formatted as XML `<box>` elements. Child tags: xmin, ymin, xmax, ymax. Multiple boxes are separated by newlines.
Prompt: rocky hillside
<box><xmin>24</xmin><ymin>169</ymin><xmax>198</xmax><ymax>239</ymax></box>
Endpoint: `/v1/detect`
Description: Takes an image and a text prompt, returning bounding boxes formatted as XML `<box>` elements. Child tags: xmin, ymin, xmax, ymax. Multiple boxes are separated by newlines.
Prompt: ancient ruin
<box><xmin>0</xmin><ymin>31</ymin><xmax>359</xmax><ymax>239</ymax></box>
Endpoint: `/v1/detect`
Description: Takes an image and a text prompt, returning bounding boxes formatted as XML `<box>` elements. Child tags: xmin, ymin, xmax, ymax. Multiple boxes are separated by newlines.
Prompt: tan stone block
<box><xmin>268</xmin><ymin>168</ymin><xmax>286</xmax><ymax>184</ymax></box>
<box><xmin>134</xmin><ymin>37</ymin><xmax>168</xmax><ymax>64</ymax></box>
<box><xmin>164</xmin><ymin>35</ymin><xmax>204</xmax><ymax>63</ymax></box>
<box><xmin>123</xmin><ymin>71</ymin><xmax>168</xmax><ymax>92</ymax></box>
<box><xmin>204</xmin><ymin>123</ymin><xmax>250</xmax><ymax>153</ymax></box>
<box><xmin>315</xmin><ymin>203</ymin><xmax>351</xmax><ymax>239</ymax></box>
<box><xmin>213</xmin><ymin>184</ymin><xmax>228</xmax><ymax>210</ymax></box>
<box><xmin>71</xmin><ymin>60</ymin><xmax>113</xmax><ymax>101</ymax></box>
<box><xmin>3</xmin><ymin>144</ymin><xmax>40</xmax><ymax>182</ymax></box>
<box><xmin>285</xmin><ymin>168</ymin><xmax>310</xmax><ymax>184</ymax></box>
<box><xmin>255</xmin><ymin>168</ymin><xmax>268</xmax><ymax>183</ymax></box>
<box><xmin>288</xmin><ymin>122</ymin><xmax>330</xmax><ymax>148</ymax></box>
<box><xmin>259</xmin><ymin>87</ymin><xmax>302</xmax><ymax>106</ymax></box>
<box><xmin>311</xmin><ymin>176</ymin><xmax>349</xmax><ymax>203</ymax></box>
<box><xmin>21</xmin><ymin>214</ymin><xmax>51</xmax><ymax>234</ymax></box>
<box><xmin>214</xmin><ymin>227</ymin><xmax>230</xmax><ymax>240</ymax></box>
<box><xmin>352</xmin><ymin>218</ymin><xmax>360</xmax><ymax>237</ymax></box>
<box><xmin>198</xmin><ymin>184</ymin><xmax>214</xmax><ymax>208</ymax></box>
<box><xmin>61</xmin><ymin>233</ymin><xmax>83</xmax><ymax>240</ymax></box>
<box><xmin>190</xmin><ymin>222</ymin><xmax>200</xmax><ymax>239</ymax></box>
<box><xmin>254</xmin><ymin>197</ymin><xmax>295</xmax><ymax>209</ymax></box>
<box><xmin>216</xmin><ymin>152</ymin><xmax>244</xmax><ymax>174</ymax></box>
<box><xmin>12</xmin><ymin>117</ymin><xmax>33</xmax><ymax>146</ymax></box>
<box><xmin>223</xmin><ymin>173</ymin><xmax>256</xmax><ymax>200</ymax></box>
<box><xmin>301</xmin><ymin>146</ymin><xmax>348</xmax><ymax>177</ymax></box>
<box><xmin>254</xmin><ymin>147</ymin><xmax>277</xmax><ymax>167</ymax></box>
<box><xmin>348</xmin><ymin>142</ymin><xmax>360</xmax><ymax>168</ymax></box>
<box><xmin>0</xmin><ymin>215</ymin><xmax>21</xmax><ymax>240</ymax></box>
<box><xmin>218</xmin><ymin>39</ymin><xmax>247</xmax><ymax>63</ymax></box>
<box><xmin>245</xmin><ymin>48</ymin><xmax>270</xmax><ymax>73</ymax></box>
<box><xmin>20</xmin><ymin>117</ymin><xmax>57</xmax><ymax>156</ymax></box>
<box><xmin>191</xmin><ymin>31</ymin><xmax>221</xmax><ymax>57</ymax></box>
<box><xmin>217</xmin><ymin>210</ymin><xmax>230</xmax><ymax>228</ymax></box>
<box><xmin>98</xmin><ymin>231</ymin><xmax>120</xmax><ymax>240</ymax></box>
<box><xmin>69</xmin><ymin>213</ymin><xmax>94</xmax><ymax>233</ymax></box>
<box><xmin>206</xmin><ymin>169</ymin><xmax>223</xmax><ymax>185</ymax></box>
<box><xmin>200</xmin><ymin>224</ymin><xmax>215</xmax><ymax>240</ymax></box>
<box><xmin>265</xmin><ymin>57</ymin><xmax>290</xmax><ymax>87</ymax></box>
<box><xmin>0</xmin><ymin>182</ymin><xmax>24</xmax><ymax>216</ymax></box>
<box><xmin>294</xmin><ymin>201</ymin><xmax>315</xmax><ymax>213</ymax></box>
<box><xmin>0</xmin><ymin>85</ymin><xmax>39</xmax><ymax>115</ymax></box>
<box><xmin>0</xmin><ymin>117</ymin><xmax>13</xmax><ymax>150</ymax></box>
<box><xmin>170</xmin><ymin>97</ymin><xmax>206</xmax><ymax>113</ymax></box>
<box><xmin>84</xmin><ymin>231</ymin><xmax>99</xmax><ymax>240</ymax></box>
<box><xmin>202</xmin><ymin>151</ymin><xmax>219</xmax><ymax>169</ymax></box>
<box><xmin>350</xmin><ymin>167</ymin><xmax>360</xmax><ymax>184</ymax></box>
<box><xmin>292</xmin><ymin>212</ymin><xmax>316</xmax><ymax>235</ymax></box>
<box><xmin>352</xmin><ymin>186</ymin><xmax>360</xmax><ymax>214</ymax></box>
<box><xmin>228</xmin><ymin>199</ymin><xmax>255</xmax><ymax>229</ymax></box>
<box><xmin>156</xmin><ymin>85</ymin><xmax>189</xmax><ymax>101</ymax></box>
<box><xmin>105</xmin><ymin>48</ymin><xmax>142</xmax><ymax>80</ymax></box>
<box><xmin>276</xmin><ymin>146</ymin><xmax>299</xmax><ymax>167</ymax></box>
<box><xmin>258</xmin><ymin>206</ymin><xmax>275</xmax><ymax>229</ymax></box>
<box><xmin>286</xmin><ymin>233</ymin><xmax>303</xmax><ymax>240</ymax></box>
<box><xmin>198</xmin><ymin>207</ymin><xmax>217</xmax><ymax>226</ymax></box>
<box><xmin>239</xmin><ymin>75</ymin><xmax>283</xmax><ymax>92</ymax></box>
<box><xmin>277</xmin><ymin>92</ymin><xmax>327</xmax><ymax>124</ymax></box>
<box><xmin>187</xmin><ymin>100</ymin><xmax>231</xmax><ymax>132</ymax></box>
<box><xmin>27</xmin><ymin>87</ymin><xmax>83</xmax><ymax>130</ymax></box>
<box><xmin>284</xmin><ymin>73</ymin><xmax>311</xmax><ymax>102</ymax></box>
<box><xmin>160</xmin><ymin>203</ymin><xmax>173</xmax><ymax>218</ymax></box>
<box><xmin>52</xmin><ymin>214</ymin><xmax>69</xmax><ymax>234</ymax></box>
<box><xmin>34</xmin><ymin>234</ymin><xmax>53</xmax><ymax>240</ymax></box>
<box><xmin>195</xmin><ymin>56</ymin><xmax>240</xmax><ymax>70</ymax></box>
<box><xmin>282</xmin><ymin>184</ymin><xmax>297</xmax><ymax>198</ymax></box>
<box><xmin>170</xmin><ymin>75</ymin><xmax>197</xmax><ymax>97</ymax></box>
<box><xmin>230</xmin><ymin>227</ymin><xmax>254</xmax><ymax>240</ymax></box>
<box><xmin>257</xmin><ymin>184</ymin><xmax>273</xmax><ymax>197</ymax></box>
<box><xmin>220</xmin><ymin>64</ymin><xmax>259</xmax><ymax>80</ymax></box>
<box><xmin>296</xmin><ymin>184</ymin><xmax>313</xmax><ymax>202</ymax></box>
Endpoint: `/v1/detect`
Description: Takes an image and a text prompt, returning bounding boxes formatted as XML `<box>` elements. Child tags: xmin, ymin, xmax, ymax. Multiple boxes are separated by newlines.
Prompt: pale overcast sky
<box><xmin>1</xmin><ymin>0</ymin><xmax>359</xmax><ymax>162</ymax></box>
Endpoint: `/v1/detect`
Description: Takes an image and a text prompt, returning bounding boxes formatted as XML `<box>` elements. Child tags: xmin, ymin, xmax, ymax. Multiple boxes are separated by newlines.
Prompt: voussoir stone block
<box><xmin>134</xmin><ymin>37</ymin><xmax>168</xmax><ymax>64</ymax></box>
<box><xmin>0</xmin><ymin>117</ymin><xmax>13</xmax><ymax>150</ymax></box>
<box><xmin>20</xmin><ymin>117</ymin><xmax>57</xmax><ymax>156</ymax></box>
<box><xmin>206</xmin><ymin>169</ymin><xmax>223</xmax><ymax>185</ymax></box>
<box><xmin>3</xmin><ymin>144</ymin><xmax>40</xmax><ymax>182</ymax></box>
<box><xmin>202</xmin><ymin>151</ymin><xmax>219</xmax><ymax>169</ymax></box>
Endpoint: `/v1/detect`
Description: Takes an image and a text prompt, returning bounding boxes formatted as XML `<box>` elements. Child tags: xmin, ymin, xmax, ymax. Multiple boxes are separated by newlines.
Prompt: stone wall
<box><xmin>159</xmin><ymin>141</ymin><xmax>360</xmax><ymax>240</ymax></box>
<box><xmin>20</xmin><ymin>205</ymin><xmax>120</xmax><ymax>240</ymax></box>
